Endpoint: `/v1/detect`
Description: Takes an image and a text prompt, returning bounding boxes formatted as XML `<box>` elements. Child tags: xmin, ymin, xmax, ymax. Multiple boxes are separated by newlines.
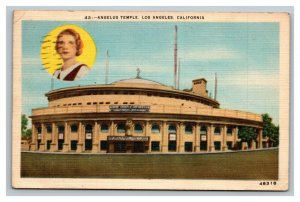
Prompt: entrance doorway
<box><xmin>114</xmin><ymin>141</ymin><xmax>126</xmax><ymax>153</ymax></box>
<box><xmin>133</xmin><ymin>142</ymin><xmax>144</xmax><ymax>153</ymax></box>
<box><xmin>107</xmin><ymin>136</ymin><xmax>150</xmax><ymax>153</ymax></box>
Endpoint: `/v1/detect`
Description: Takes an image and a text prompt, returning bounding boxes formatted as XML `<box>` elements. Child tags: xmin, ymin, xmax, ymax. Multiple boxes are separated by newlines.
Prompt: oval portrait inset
<box><xmin>40</xmin><ymin>24</ymin><xmax>96</xmax><ymax>81</ymax></box>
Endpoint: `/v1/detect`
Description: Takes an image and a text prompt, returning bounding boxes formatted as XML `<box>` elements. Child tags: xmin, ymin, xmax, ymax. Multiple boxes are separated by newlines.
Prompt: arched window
<box><xmin>46</xmin><ymin>125</ymin><xmax>52</xmax><ymax>133</ymax></box>
<box><xmin>71</xmin><ymin>124</ymin><xmax>78</xmax><ymax>133</ymax></box>
<box><xmin>200</xmin><ymin>126</ymin><xmax>207</xmax><ymax>135</ymax></box>
<box><xmin>37</xmin><ymin>126</ymin><xmax>42</xmax><ymax>133</ymax></box>
<box><xmin>85</xmin><ymin>124</ymin><xmax>93</xmax><ymax>133</ymax></box>
<box><xmin>214</xmin><ymin>126</ymin><xmax>221</xmax><ymax>135</ymax></box>
<box><xmin>151</xmin><ymin>124</ymin><xmax>160</xmax><ymax>133</ymax></box>
<box><xmin>185</xmin><ymin>124</ymin><xmax>193</xmax><ymax>134</ymax></box>
<box><xmin>101</xmin><ymin>123</ymin><xmax>109</xmax><ymax>133</ymax></box>
<box><xmin>58</xmin><ymin>125</ymin><xmax>64</xmax><ymax>133</ymax></box>
<box><xmin>134</xmin><ymin>123</ymin><xmax>143</xmax><ymax>133</ymax></box>
<box><xmin>168</xmin><ymin>124</ymin><xmax>176</xmax><ymax>133</ymax></box>
<box><xmin>117</xmin><ymin>123</ymin><xmax>125</xmax><ymax>133</ymax></box>
<box><xmin>227</xmin><ymin>128</ymin><xmax>232</xmax><ymax>136</ymax></box>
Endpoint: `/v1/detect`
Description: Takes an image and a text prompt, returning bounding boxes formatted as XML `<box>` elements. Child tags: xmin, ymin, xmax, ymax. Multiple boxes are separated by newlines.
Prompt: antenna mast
<box><xmin>214</xmin><ymin>72</ymin><xmax>218</xmax><ymax>100</ymax></box>
<box><xmin>174</xmin><ymin>25</ymin><xmax>178</xmax><ymax>89</ymax></box>
<box><xmin>105</xmin><ymin>50</ymin><xmax>110</xmax><ymax>84</ymax></box>
<box><xmin>177</xmin><ymin>58</ymin><xmax>180</xmax><ymax>89</ymax></box>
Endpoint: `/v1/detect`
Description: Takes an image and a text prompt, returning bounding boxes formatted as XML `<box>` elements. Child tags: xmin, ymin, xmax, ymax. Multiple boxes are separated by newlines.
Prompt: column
<box><xmin>178</xmin><ymin>122</ymin><xmax>184</xmax><ymax>152</ymax></box>
<box><xmin>110</xmin><ymin>121</ymin><xmax>115</xmax><ymax>136</ymax></box>
<box><xmin>50</xmin><ymin>123</ymin><xmax>58</xmax><ymax>151</ymax></box>
<box><xmin>222</xmin><ymin>125</ymin><xmax>228</xmax><ymax>151</ymax></box>
<box><xmin>76</xmin><ymin>122</ymin><xmax>83</xmax><ymax>153</ymax></box>
<box><xmin>258</xmin><ymin>128</ymin><xmax>263</xmax><ymax>149</ymax></box>
<box><xmin>145</xmin><ymin>121</ymin><xmax>150</xmax><ymax>153</ymax></box>
<box><xmin>161</xmin><ymin>121</ymin><xmax>168</xmax><ymax>152</ymax></box>
<box><xmin>195</xmin><ymin>123</ymin><xmax>200</xmax><ymax>152</ymax></box>
<box><xmin>206</xmin><ymin>125</ymin><xmax>210</xmax><ymax>152</ymax></box>
<box><xmin>92</xmin><ymin>121</ymin><xmax>99</xmax><ymax>153</ymax></box>
<box><xmin>39</xmin><ymin>123</ymin><xmax>46</xmax><ymax>151</ymax></box>
<box><xmin>233</xmin><ymin>126</ymin><xmax>238</xmax><ymax>150</ymax></box>
<box><xmin>209</xmin><ymin>124</ymin><xmax>215</xmax><ymax>152</ymax></box>
<box><xmin>30</xmin><ymin>123</ymin><xmax>38</xmax><ymax>151</ymax></box>
<box><xmin>145</xmin><ymin>121</ymin><xmax>150</xmax><ymax>137</ymax></box>
<box><xmin>62</xmin><ymin>122</ymin><xmax>70</xmax><ymax>152</ymax></box>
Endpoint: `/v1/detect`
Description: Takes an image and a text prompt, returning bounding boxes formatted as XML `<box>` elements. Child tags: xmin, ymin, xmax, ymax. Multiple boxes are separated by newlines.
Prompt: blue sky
<box><xmin>22</xmin><ymin>21</ymin><xmax>279</xmax><ymax>124</ymax></box>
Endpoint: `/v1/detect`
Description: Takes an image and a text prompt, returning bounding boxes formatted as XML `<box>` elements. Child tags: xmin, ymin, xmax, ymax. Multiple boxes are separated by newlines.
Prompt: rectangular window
<box><xmin>151</xmin><ymin>141</ymin><xmax>160</xmax><ymax>151</ymax></box>
<box><xmin>200</xmin><ymin>141</ymin><xmax>207</xmax><ymax>151</ymax></box>
<box><xmin>46</xmin><ymin>140</ymin><xmax>52</xmax><ymax>150</ymax></box>
<box><xmin>168</xmin><ymin>141</ymin><xmax>177</xmax><ymax>152</ymax></box>
<box><xmin>227</xmin><ymin>141</ymin><xmax>233</xmax><ymax>150</ymax></box>
<box><xmin>100</xmin><ymin>141</ymin><xmax>107</xmax><ymax>151</ymax></box>
<box><xmin>184</xmin><ymin>142</ymin><xmax>193</xmax><ymax>152</ymax></box>
<box><xmin>58</xmin><ymin>139</ymin><xmax>64</xmax><ymax>150</ymax></box>
<box><xmin>87</xmin><ymin>102</ymin><xmax>91</xmax><ymax>105</ymax></box>
<box><xmin>214</xmin><ymin>141</ymin><xmax>221</xmax><ymax>151</ymax></box>
<box><xmin>71</xmin><ymin>140</ymin><xmax>78</xmax><ymax>151</ymax></box>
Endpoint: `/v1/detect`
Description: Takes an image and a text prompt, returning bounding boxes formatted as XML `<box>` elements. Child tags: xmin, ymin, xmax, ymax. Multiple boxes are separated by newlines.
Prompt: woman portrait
<box><xmin>53</xmin><ymin>29</ymin><xmax>89</xmax><ymax>81</ymax></box>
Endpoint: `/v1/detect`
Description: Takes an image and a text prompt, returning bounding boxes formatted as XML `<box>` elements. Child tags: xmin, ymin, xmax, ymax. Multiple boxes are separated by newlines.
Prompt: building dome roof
<box><xmin>111</xmin><ymin>77</ymin><xmax>164</xmax><ymax>86</ymax></box>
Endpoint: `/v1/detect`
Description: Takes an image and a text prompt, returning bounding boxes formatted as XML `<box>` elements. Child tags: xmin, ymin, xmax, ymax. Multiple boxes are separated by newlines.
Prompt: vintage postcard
<box><xmin>12</xmin><ymin>10</ymin><xmax>290</xmax><ymax>190</ymax></box>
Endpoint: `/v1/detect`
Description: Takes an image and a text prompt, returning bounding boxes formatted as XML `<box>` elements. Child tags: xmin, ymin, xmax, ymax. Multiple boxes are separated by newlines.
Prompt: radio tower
<box><xmin>214</xmin><ymin>72</ymin><xmax>218</xmax><ymax>100</ymax></box>
<box><xmin>174</xmin><ymin>25</ymin><xmax>178</xmax><ymax>89</ymax></box>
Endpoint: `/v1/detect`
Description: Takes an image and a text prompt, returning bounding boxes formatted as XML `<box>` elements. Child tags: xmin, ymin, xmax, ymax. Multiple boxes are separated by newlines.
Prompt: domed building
<box><xmin>29</xmin><ymin>75</ymin><xmax>264</xmax><ymax>153</ymax></box>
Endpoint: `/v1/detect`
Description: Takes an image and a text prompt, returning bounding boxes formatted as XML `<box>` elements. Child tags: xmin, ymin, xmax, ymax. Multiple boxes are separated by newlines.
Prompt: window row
<box><xmin>56</xmin><ymin>101</ymin><xmax>136</xmax><ymax>107</ymax></box>
<box><xmin>37</xmin><ymin>124</ymin><xmax>235</xmax><ymax>135</ymax></box>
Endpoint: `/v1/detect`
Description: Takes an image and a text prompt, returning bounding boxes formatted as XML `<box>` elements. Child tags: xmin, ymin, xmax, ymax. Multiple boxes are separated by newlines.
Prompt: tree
<box><xmin>21</xmin><ymin>114</ymin><xmax>28</xmax><ymax>136</ymax></box>
<box><xmin>262</xmin><ymin>114</ymin><xmax>279</xmax><ymax>147</ymax></box>
<box><xmin>238</xmin><ymin>126</ymin><xmax>257</xmax><ymax>146</ymax></box>
<box><xmin>21</xmin><ymin>114</ymin><xmax>31</xmax><ymax>140</ymax></box>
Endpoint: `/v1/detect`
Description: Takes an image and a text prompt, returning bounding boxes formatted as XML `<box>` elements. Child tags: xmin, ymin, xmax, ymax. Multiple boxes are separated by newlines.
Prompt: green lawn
<box><xmin>21</xmin><ymin>149</ymin><xmax>278</xmax><ymax>179</ymax></box>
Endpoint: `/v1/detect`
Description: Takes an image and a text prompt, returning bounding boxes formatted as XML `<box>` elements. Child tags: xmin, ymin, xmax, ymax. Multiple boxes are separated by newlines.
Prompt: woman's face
<box><xmin>56</xmin><ymin>34</ymin><xmax>77</xmax><ymax>61</ymax></box>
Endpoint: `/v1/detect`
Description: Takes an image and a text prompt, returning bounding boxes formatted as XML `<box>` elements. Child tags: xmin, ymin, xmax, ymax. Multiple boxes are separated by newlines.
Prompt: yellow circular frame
<box><xmin>40</xmin><ymin>24</ymin><xmax>97</xmax><ymax>75</ymax></box>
